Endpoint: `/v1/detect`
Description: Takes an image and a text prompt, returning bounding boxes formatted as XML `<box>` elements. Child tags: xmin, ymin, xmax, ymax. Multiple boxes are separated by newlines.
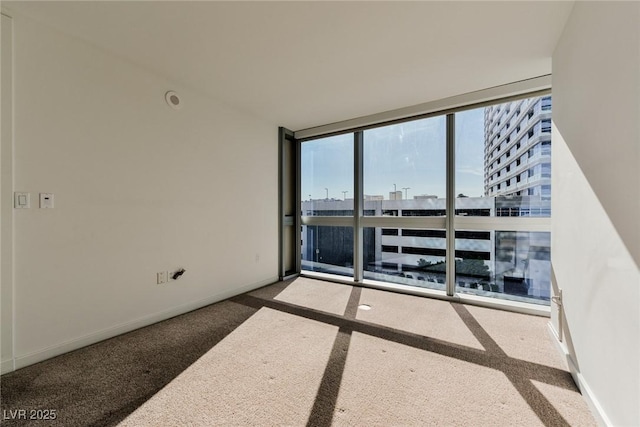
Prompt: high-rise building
<box><xmin>484</xmin><ymin>96</ymin><xmax>552</xmax><ymax>198</ymax></box>
<box><xmin>299</xmin><ymin>95</ymin><xmax>555</xmax><ymax>301</ymax></box>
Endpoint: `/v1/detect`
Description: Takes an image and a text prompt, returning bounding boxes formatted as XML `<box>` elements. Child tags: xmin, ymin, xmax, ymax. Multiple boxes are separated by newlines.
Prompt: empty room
<box><xmin>1</xmin><ymin>1</ymin><xmax>638</xmax><ymax>426</ymax></box>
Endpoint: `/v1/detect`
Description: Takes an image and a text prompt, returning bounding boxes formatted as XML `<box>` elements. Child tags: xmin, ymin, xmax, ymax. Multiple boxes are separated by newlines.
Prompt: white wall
<box><xmin>552</xmin><ymin>2</ymin><xmax>640</xmax><ymax>425</ymax></box>
<box><xmin>1</xmin><ymin>13</ymin><xmax>15</xmax><ymax>373</ymax></box>
<box><xmin>2</xmin><ymin>11</ymin><xmax>278</xmax><ymax>371</ymax></box>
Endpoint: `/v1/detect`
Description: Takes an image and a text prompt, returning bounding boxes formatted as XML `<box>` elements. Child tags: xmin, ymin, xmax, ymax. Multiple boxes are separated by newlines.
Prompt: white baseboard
<box><xmin>1</xmin><ymin>358</ymin><xmax>15</xmax><ymax>375</ymax></box>
<box><xmin>9</xmin><ymin>276</ymin><xmax>278</xmax><ymax>373</ymax></box>
<box><xmin>546</xmin><ymin>322</ymin><xmax>612</xmax><ymax>427</ymax></box>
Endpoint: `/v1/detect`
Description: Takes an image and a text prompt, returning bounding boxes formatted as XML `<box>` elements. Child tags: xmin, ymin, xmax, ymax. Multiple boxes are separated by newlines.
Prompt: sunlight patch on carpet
<box><xmin>274</xmin><ymin>277</ymin><xmax>353</xmax><ymax>315</ymax></box>
<box><xmin>118</xmin><ymin>307</ymin><xmax>338</xmax><ymax>426</ymax></box>
<box><xmin>333</xmin><ymin>332</ymin><xmax>544</xmax><ymax>426</ymax></box>
<box><xmin>356</xmin><ymin>288</ymin><xmax>484</xmax><ymax>350</ymax></box>
<box><xmin>466</xmin><ymin>305</ymin><xmax>567</xmax><ymax>369</ymax></box>
<box><xmin>532</xmin><ymin>380</ymin><xmax>597</xmax><ymax>426</ymax></box>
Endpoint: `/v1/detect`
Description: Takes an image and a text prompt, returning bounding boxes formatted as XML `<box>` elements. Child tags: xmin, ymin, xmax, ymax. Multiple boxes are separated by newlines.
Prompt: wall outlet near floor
<box><xmin>157</xmin><ymin>271</ymin><xmax>168</xmax><ymax>285</ymax></box>
<box><xmin>168</xmin><ymin>268</ymin><xmax>186</xmax><ymax>281</ymax></box>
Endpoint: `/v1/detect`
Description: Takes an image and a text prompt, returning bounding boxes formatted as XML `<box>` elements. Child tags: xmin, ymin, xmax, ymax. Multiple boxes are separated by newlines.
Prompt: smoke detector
<box><xmin>165</xmin><ymin>91</ymin><xmax>182</xmax><ymax>110</ymax></box>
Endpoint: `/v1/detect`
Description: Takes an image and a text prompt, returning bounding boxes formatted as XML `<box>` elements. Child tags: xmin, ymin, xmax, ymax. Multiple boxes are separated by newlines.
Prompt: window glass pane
<box><xmin>363</xmin><ymin>227</ymin><xmax>446</xmax><ymax>291</ymax></box>
<box><xmin>301</xmin><ymin>225</ymin><xmax>354</xmax><ymax>277</ymax></box>
<box><xmin>455</xmin><ymin>96</ymin><xmax>552</xmax><ymax>217</ymax></box>
<box><xmin>301</xmin><ymin>133</ymin><xmax>354</xmax><ymax>216</ymax></box>
<box><xmin>455</xmin><ymin>231</ymin><xmax>551</xmax><ymax>305</ymax></box>
<box><xmin>295</xmin><ymin>94</ymin><xmax>551</xmax><ymax>308</ymax></box>
<box><xmin>363</xmin><ymin>116</ymin><xmax>446</xmax><ymax>216</ymax></box>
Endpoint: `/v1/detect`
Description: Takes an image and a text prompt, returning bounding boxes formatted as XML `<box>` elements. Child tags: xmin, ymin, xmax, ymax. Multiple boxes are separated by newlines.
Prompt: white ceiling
<box><xmin>5</xmin><ymin>1</ymin><xmax>574</xmax><ymax>130</ymax></box>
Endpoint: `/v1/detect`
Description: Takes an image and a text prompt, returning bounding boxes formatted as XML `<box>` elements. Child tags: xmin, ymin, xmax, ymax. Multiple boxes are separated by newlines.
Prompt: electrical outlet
<box><xmin>169</xmin><ymin>268</ymin><xmax>186</xmax><ymax>281</ymax></box>
<box><xmin>157</xmin><ymin>271</ymin><xmax>167</xmax><ymax>284</ymax></box>
<box><xmin>39</xmin><ymin>193</ymin><xmax>54</xmax><ymax>209</ymax></box>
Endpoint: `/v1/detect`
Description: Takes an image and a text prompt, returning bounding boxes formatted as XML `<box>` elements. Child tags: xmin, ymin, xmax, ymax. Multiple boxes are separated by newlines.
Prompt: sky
<box><xmin>301</xmin><ymin>107</ymin><xmax>486</xmax><ymax>200</ymax></box>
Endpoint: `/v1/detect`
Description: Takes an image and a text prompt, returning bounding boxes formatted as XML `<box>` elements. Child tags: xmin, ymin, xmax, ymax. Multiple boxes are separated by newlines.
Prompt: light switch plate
<box><xmin>157</xmin><ymin>271</ymin><xmax>168</xmax><ymax>285</ymax></box>
<box><xmin>14</xmin><ymin>192</ymin><xmax>30</xmax><ymax>209</ymax></box>
<box><xmin>40</xmin><ymin>193</ymin><xmax>54</xmax><ymax>209</ymax></box>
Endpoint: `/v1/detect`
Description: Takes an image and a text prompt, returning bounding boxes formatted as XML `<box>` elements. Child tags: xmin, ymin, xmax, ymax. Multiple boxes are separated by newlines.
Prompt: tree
<box><xmin>455</xmin><ymin>259</ymin><xmax>490</xmax><ymax>278</ymax></box>
<box><xmin>417</xmin><ymin>258</ymin><xmax>432</xmax><ymax>268</ymax></box>
<box><xmin>416</xmin><ymin>258</ymin><xmax>490</xmax><ymax>278</ymax></box>
<box><xmin>417</xmin><ymin>259</ymin><xmax>446</xmax><ymax>273</ymax></box>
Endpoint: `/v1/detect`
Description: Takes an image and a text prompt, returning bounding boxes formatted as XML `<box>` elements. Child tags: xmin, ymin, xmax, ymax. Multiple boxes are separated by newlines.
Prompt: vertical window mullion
<box><xmin>295</xmin><ymin>134</ymin><xmax>302</xmax><ymax>274</ymax></box>
<box><xmin>446</xmin><ymin>114</ymin><xmax>456</xmax><ymax>296</ymax></box>
<box><xmin>354</xmin><ymin>131</ymin><xmax>364</xmax><ymax>282</ymax></box>
<box><xmin>279</xmin><ymin>126</ymin><xmax>299</xmax><ymax>280</ymax></box>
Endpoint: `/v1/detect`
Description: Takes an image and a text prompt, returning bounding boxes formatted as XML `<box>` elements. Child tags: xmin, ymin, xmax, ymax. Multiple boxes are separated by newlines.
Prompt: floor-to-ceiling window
<box><xmin>301</xmin><ymin>133</ymin><xmax>354</xmax><ymax>276</ymax></box>
<box><xmin>361</xmin><ymin>116</ymin><xmax>447</xmax><ymax>289</ymax></box>
<box><xmin>297</xmin><ymin>94</ymin><xmax>552</xmax><ymax>308</ymax></box>
<box><xmin>454</xmin><ymin>97</ymin><xmax>551</xmax><ymax>305</ymax></box>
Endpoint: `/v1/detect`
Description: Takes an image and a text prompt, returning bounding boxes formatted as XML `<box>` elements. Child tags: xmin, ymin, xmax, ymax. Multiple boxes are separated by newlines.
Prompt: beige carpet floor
<box><xmin>117</xmin><ymin>277</ymin><xmax>596</xmax><ymax>426</ymax></box>
<box><xmin>1</xmin><ymin>294</ymin><xmax>260</xmax><ymax>427</ymax></box>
